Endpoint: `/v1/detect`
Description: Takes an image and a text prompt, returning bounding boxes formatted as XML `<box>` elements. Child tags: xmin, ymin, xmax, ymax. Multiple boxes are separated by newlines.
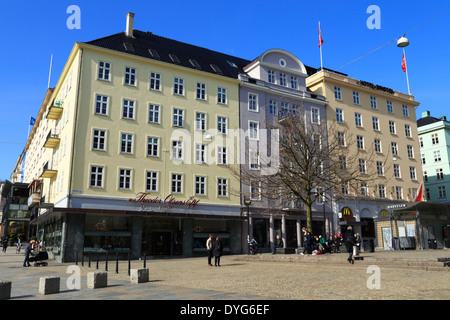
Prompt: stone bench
<box><xmin>87</xmin><ymin>271</ymin><xmax>107</xmax><ymax>289</ymax></box>
<box><xmin>130</xmin><ymin>268</ymin><xmax>149</xmax><ymax>284</ymax></box>
<box><xmin>0</xmin><ymin>281</ymin><xmax>12</xmax><ymax>300</ymax></box>
<box><xmin>39</xmin><ymin>277</ymin><xmax>60</xmax><ymax>295</ymax></box>
<box><xmin>275</xmin><ymin>248</ymin><xmax>296</xmax><ymax>254</ymax></box>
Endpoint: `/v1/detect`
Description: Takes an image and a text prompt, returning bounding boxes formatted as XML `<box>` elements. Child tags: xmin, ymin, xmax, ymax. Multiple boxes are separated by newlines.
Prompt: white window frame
<box><xmin>248</xmin><ymin>121</ymin><xmax>259</xmax><ymax>140</ymax></box>
<box><xmin>196</xmin><ymin>82</ymin><xmax>206</xmax><ymax>100</ymax></box>
<box><xmin>95</xmin><ymin>94</ymin><xmax>109</xmax><ymax>115</ymax></box>
<box><xmin>334</xmin><ymin>86</ymin><xmax>342</xmax><ymax>100</ymax></box>
<box><xmin>268</xmin><ymin>70</ymin><xmax>276</xmax><ymax>84</ymax></box>
<box><xmin>148</xmin><ymin>104</ymin><xmax>160</xmax><ymax>124</ymax></box>
<box><xmin>122</xmin><ymin>99</ymin><xmax>135</xmax><ymax>120</ymax></box>
<box><xmin>171</xmin><ymin>173</ymin><xmax>183</xmax><ymax>194</ymax></box>
<box><xmin>217</xmin><ymin>87</ymin><xmax>227</xmax><ymax>104</ymax></box>
<box><xmin>336</xmin><ymin>108</ymin><xmax>344</xmax><ymax>123</ymax></box>
<box><xmin>195</xmin><ymin>176</ymin><xmax>206</xmax><ymax>196</ymax></box>
<box><xmin>387</xmin><ymin>100</ymin><xmax>393</xmax><ymax>113</ymax></box>
<box><xmin>370</xmin><ymin>96</ymin><xmax>377</xmax><ymax>109</ymax></box>
<box><xmin>173</xmin><ymin>108</ymin><xmax>184</xmax><ymax>127</ymax></box>
<box><xmin>173</xmin><ymin>77</ymin><xmax>184</xmax><ymax>95</ymax></box>
<box><xmin>410</xmin><ymin>166</ymin><xmax>416</xmax><ymax>180</ymax></box>
<box><xmin>149</xmin><ymin>72</ymin><xmax>161</xmax><ymax>91</ymax></box>
<box><xmin>311</xmin><ymin>107</ymin><xmax>320</xmax><ymax>124</ymax></box>
<box><xmin>217</xmin><ymin>116</ymin><xmax>227</xmax><ymax>134</ymax></box>
<box><xmin>147</xmin><ymin>136</ymin><xmax>159</xmax><ymax>157</ymax></box>
<box><xmin>92</xmin><ymin>129</ymin><xmax>106</xmax><ymax>151</ymax></box>
<box><xmin>97</xmin><ymin>61</ymin><xmax>111</xmax><ymax>81</ymax></box>
<box><xmin>217</xmin><ymin>146</ymin><xmax>227</xmax><ymax>165</ymax></box>
<box><xmin>248</xmin><ymin>93</ymin><xmax>258</xmax><ymax>112</ymax></box>
<box><xmin>355</xmin><ymin>113</ymin><xmax>362</xmax><ymax>127</ymax></box>
<box><xmin>120</xmin><ymin>133</ymin><xmax>133</xmax><ymax>154</ymax></box>
<box><xmin>118</xmin><ymin>168</ymin><xmax>132</xmax><ymax>190</ymax></box>
<box><xmin>217</xmin><ymin>178</ymin><xmax>228</xmax><ymax>197</ymax></box>
<box><xmin>195</xmin><ymin>112</ymin><xmax>206</xmax><ymax>131</ymax></box>
<box><xmin>145</xmin><ymin>171</ymin><xmax>158</xmax><ymax>192</ymax></box>
<box><xmin>124</xmin><ymin>66</ymin><xmax>136</xmax><ymax>86</ymax></box>
<box><xmin>353</xmin><ymin>91</ymin><xmax>360</xmax><ymax>105</ymax></box>
<box><xmin>195</xmin><ymin>143</ymin><xmax>206</xmax><ymax>163</ymax></box>
<box><xmin>89</xmin><ymin>165</ymin><xmax>104</xmax><ymax>188</ymax></box>
<box><xmin>389</xmin><ymin>120</ymin><xmax>396</xmax><ymax>134</ymax></box>
<box><xmin>172</xmin><ymin>140</ymin><xmax>183</xmax><ymax>161</ymax></box>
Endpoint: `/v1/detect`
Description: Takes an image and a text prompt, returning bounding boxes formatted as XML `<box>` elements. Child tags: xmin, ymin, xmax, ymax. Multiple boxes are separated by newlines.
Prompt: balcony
<box><xmin>27</xmin><ymin>192</ymin><xmax>41</xmax><ymax>208</ymax></box>
<box><xmin>47</xmin><ymin>100</ymin><xmax>63</xmax><ymax>120</ymax></box>
<box><xmin>44</xmin><ymin>131</ymin><xmax>60</xmax><ymax>149</ymax></box>
<box><xmin>40</xmin><ymin>162</ymin><xmax>57</xmax><ymax>179</ymax></box>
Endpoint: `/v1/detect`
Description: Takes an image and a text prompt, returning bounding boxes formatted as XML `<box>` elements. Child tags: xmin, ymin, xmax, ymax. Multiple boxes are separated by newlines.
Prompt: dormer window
<box><xmin>268</xmin><ymin>70</ymin><xmax>276</xmax><ymax>84</ymax></box>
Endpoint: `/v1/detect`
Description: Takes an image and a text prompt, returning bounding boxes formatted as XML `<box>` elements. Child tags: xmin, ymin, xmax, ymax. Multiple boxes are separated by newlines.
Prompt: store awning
<box><xmin>383</xmin><ymin>201</ymin><xmax>450</xmax><ymax>221</ymax></box>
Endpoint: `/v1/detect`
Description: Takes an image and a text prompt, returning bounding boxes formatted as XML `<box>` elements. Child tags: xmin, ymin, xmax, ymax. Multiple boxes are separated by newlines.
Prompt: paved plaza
<box><xmin>0</xmin><ymin>248</ymin><xmax>448</xmax><ymax>301</ymax></box>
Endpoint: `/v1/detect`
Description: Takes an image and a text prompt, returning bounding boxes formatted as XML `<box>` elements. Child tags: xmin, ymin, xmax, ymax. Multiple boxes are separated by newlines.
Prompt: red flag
<box><xmin>414</xmin><ymin>184</ymin><xmax>423</xmax><ymax>202</ymax></box>
<box><xmin>319</xmin><ymin>23</ymin><xmax>324</xmax><ymax>47</ymax></box>
<box><xmin>402</xmin><ymin>53</ymin><xmax>407</xmax><ymax>72</ymax></box>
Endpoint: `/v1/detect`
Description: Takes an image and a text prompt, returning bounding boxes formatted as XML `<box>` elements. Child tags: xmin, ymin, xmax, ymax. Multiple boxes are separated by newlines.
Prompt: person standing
<box><xmin>2</xmin><ymin>237</ymin><xmax>8</xmax><ymax>253</ymax></box>
<box><xmin>272</xmin><ymin>235</ymin><xmax>284</xmax><ymax>254</ymax></box>
<box><xmin>213</xmin><ymin>236</ymin><xmax>223</xmax><ymax>267</ymax></box>
<box><xmin>23</xmin><ymin>239</ymin><xmax>35</xmax><ymax>267</ymax></box>
<box><xmin>344</xmin><ymin>227</ymin><xmax>356</xmax><ymax>264</ymax></box>
<box><xmin>206</xmin><ymin>234</ymin><xmax>214</xmax><ymax>267</ymax></box>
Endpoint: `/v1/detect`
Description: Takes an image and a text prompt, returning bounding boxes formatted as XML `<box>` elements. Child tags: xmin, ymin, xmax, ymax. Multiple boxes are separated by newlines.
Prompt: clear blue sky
<box><xmin>1</xmin><ymin>0</ymin><xmax>449</xmax><ymax>181</ymax></box>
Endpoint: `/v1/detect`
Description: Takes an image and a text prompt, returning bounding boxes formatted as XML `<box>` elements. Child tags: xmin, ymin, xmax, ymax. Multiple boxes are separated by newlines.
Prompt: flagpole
<box><xmin>28</xmin><ymin>115</ymin><xmax>31</xmax><ymax>137</ymax></box>
<box><xmin>319</xmin><ymin>22</ymin><xmax>323</xmax><ymax>70</ymax></box>
<box><xmin>48</xmin><ymin>54</ymin><xmax>53</xmax><ymax>89</ymax></box>
<box><xmin>403</xmin><ymin>48</ymin><xmax>411</xmax><ymax>95</ymax></box>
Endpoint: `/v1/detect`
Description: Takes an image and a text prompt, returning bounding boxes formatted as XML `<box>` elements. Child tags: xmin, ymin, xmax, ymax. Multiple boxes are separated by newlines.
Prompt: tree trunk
<box><xmin>305</xmin><ymin>202</ymin><xmax>313</xmax><ymax>234</ymax></box>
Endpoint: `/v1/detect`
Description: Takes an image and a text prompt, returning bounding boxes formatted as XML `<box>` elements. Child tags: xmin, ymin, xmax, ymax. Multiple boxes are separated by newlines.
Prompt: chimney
<box><xmin>125</xmin><ymin>12</ymin><xmax>135</xmax><ymax>37</ymax></box>
<box><xmin>422</xmin><ymin>110</ymin><xmax>431</xmax><ymax>118</ymax></box>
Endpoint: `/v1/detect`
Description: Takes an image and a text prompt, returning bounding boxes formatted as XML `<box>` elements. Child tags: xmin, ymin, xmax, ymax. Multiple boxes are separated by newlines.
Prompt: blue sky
<box><xmin>0</xmin><ymin>0</ymin><xmax>449</xmax><ymax>181</ymax></box>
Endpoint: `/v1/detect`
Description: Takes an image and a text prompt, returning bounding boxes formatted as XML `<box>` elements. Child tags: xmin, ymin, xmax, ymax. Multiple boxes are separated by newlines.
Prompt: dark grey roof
<box><xmin>417</xmin><ymin>115</ymin><xmax>441</xmax><ymax>127</ymax></box>
<box><xmin>85</xmin><ymin>30</ymin><xmax>251</xmax><ymax>79</ymax></box>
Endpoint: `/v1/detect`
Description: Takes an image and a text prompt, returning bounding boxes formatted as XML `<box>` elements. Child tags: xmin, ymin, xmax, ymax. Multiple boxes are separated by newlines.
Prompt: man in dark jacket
<box><xmin>272</xmin><ymin>235</ymin><xmax>284</xmax><ymax>254</ymax></box>
<box><xmin>344</xmin><ymin>227</ymin><xmax>356</xmax><ymax>264</ymax></box>
<box><xmin>23</xmin><ymin>239</ymin><xmax>35</xmax><ymax>267</ymax></box>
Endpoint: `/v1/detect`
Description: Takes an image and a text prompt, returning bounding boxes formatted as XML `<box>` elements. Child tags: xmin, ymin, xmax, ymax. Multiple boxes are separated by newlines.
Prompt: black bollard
<box><xmin>105</xmin><ymin>252</ymin><xmax>108</xmax><ymax>272</ymax></box>
<box><xmin>96</xmin><ymin>252</ymin><xmax>99</xmax><ymax>269</ymax></box>
<box><xmin>143</xmin><ymin>253</ymin><xmax>146</xmax><ymax>269</ymax></box>
<box><xmin>128</xmin><ymin>252</ymin><xmax>131</xmax><ymax>276</ymax></box>
<box><xmin>88</xmin><ymin>252</ymin><xmax>91</xmax><ymax>268</ymax></box>
<box><xmin>81</xmin><ymin>251</ymin><xmax>84</xmax><ymax>267</ymax></box>
<box><xmin>75</xmin><ymin>251</ymin><xmax>78</xmax><ymax>265</ymax></box>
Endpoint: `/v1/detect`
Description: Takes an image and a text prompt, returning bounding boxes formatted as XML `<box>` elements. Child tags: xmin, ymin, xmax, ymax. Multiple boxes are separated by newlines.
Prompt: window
<box><xmin>120</xmin><ymin>133</ymin><xmax>133</xmax><ymax>154</ymax></box>
<box><xmin>361</xmin><ymin>182</ymin><xmax>368</xmax><ymax>196</ymax></box>
<box><xmin>217</xmin><ymin>178</ymin><xmax>228</xmax><ymax>197</ymax></box>
<box><xmin>195</xmin><ymin>112</ymin><xmax>206</xmax><ymax>131</ymax></box>
<box><xmin>279</xmin><ymin>73</ymin><xmax>287</xmax><ymax>86</ymax></box>
<box><xmin>250</xmin><ymin>181</ymin><xmax>261</xmax><ymax>200</ymax></box>
<box><xmin>173</xmin><ymin>77</ymin><xmax>184</xmax><ymax>95</ymax></box>
<box><xmin>389</xmin><ymin>121</ymin><xmax>396</xmax><ymax>134</ymax></box>
<box><xmin>377</xmin><ymin>161</ymin><xmax>384</xmax><ymax>176</ymax></box>
<box><xmin>424</xmin><ymin>171</ymin><xmax>428</xmax><ymax>182</ymax></box>
<box><xmin>378</xmin><ymin>184</ymin><xmax>386</xmax><ymax>198</ymax></box>
<box><xmin>122</xmin><ymin>99</ymin><xmax>135</xmax><ymax>120</ymax></box>
<box><xmin>357</xmin><ymin>135</ymin><xmax>364</xmax><ymax>150</ymax></box>
<box><xmin>394</xmin><ymin>164</ymin><xmax>401</xmax><ymax>178</ymax></box>
<box><xmin>374</xmin><ymin>139</ymin><xmax>382</xmax><ymax>153</ymax></box>
<box><xmin>269</xmin><ymin>100</ymin><xmax>278</xmax><ymax>115</ymax></box>
<box><xmin>407</xmin><ymin>145</ymin><xmax>414</xmax><ymax>158</ymax></box>
<box><xmin>432</xmin><ymin>133</ymin><xmax>439</xmax><ymax>145</ymax></box>
<box><xmin>249</xmin><ymin>149</ymin><xmax>259</xmax><ymax>170</ymax></box>
<box><xmin>405</xmin><ymin>124</ymin><xmax>411</xmax><ymax>137</ymax></box>
<box><xmin>422</xmin><ymin>154</ymin><xmax>426</xmax><ymax>164</ymax></box>
<box><xmin>291</xmin><ymin>76</ymin><xmax>298</xmax><ymax>89</ymax></box>
<box><xmin>311</xmin><ymin>107</ymin><xmax>320</xmax><ymax>124</ymax></box>
<box><xmin>98</xmin><ymin>61</ymin><xmax>110</xmax><ymax>81</ymax></box>
<box><xmin>147</xmin><ymin>137</ymin><xmax>159</xmax><ymax>157</ymax></box>
<box><xmin>173</xmin><ymin>108</ymin><xmax>184</xmax><ymax>127</ymax></box>
<box><xmin>124</xmin><ymin>67</ymin><xmax>136</xmax><ymax>86</ymax></box>
<box><xmin>419</xmin><ymin>137</ymin><xmax>424</xmax><ymax>148</ymax></box>
<box><xmin>92</xmin><ymin>129</ymin><xmax>106</xmax><ymax>151</ymax></box>
<box><xmin>370</xmin><ymin>96</ymin><xmax>377</xmax><ymax>109</ymax></box>
<box><xmin>195</xmin><ymin>143</ymin><xmax>206</xmax><ymax>163</ymax></box>
<box><xmin>410</xmin><ymin>166</ymin><xmax>416</xmax><ymax>180</ymax></box>
<box><xmin>196</xmin><ymin>82</ymin><xmax>206</xmax><ymax>100</ymax></box>
<box><xmin>396</xmin><ymin>186</ymin><xmax>403</xmax><ymax>200</ymax></box>
<box><xmin>217</xmin><ymin>87</ymin><xmax>227</xmax><ymax>104</ymax></box>
<box><xmin>387</xmin><ymin>100</ymin><xmax>393</xmax><ymax>113</ymax></box>
<box><xmin>336</xmin><ymin>108</ymin><xmax>344</xmax><ymax>123</ymax></box>
<box><xmin>438</xmin><ymin>186</ymin><xmax>447</xmax><ymax>198</ymax></box>
<box><xmin>334</xmin><ymin>86</ymin><xmax>342</xmax><ymax>100</ymax></box>
<box><xmin>268</xmin><ymin>70</ymin><xmax>276</xmax><ymax>84</ymax></box>
<box><xmin>172</xmin><ymin>140</ymin><xmax>183</xmax><ymax>160</ymax></box>
<box><xmin>118</xmin><ymin>169</ymin><xmax>132</xmax><ymax>190</ymax></box>
<box><xmin>95</xmin><ymin>94</ymin><xmax>108</xmax><ymax>115</ymax></box>
<box><xmin>171</xmin><ymin>174</ymin><xmax>183</xmax><ymax>194</ymax></box>
<box><xmin>340</xmin><ymin>156</ymin><xmax>347</xmax><ymax>170</ymax></box>
<box><xmin>353</xmin><ymin>91</ymin><xmax>360</xmax><ymax>105</ymax></box>
<box><xmin>391</xmin><ymin>142</ymin><xmax>398</xmax><ymax>156</ymax></box>
<box><xmin>248</xmin><ymin>93</ymin><xmax>258</xmax><ymax>111</ymax></box>
<box><xmin>372</xmin><ymin>117</ymin><xmax>379</xmax><ymax>130</ymax></box>
<box><xmin>434</xmin><ymin>150</ymin><xmax>442</xmax><ymax>162</ymax></box>
<box><xmin>402</xmin><ymin>105</ymin><xmax>409</xmax><ymax>117</ymax></box>
<box><xmin>217</xmin><ymin>116</ymin><xmax>227</xmax><ymax>134</ymax></box>
<box><xmin>437</xmin><ymin>168</ymin><xmax>444</xmax><ymax>180</ymax></box>
<box><xmin>195</xmin><ymin>176</ymin><xmax>206</xmax><ymax>196</ymax></box>
<box><xmin>146</xmin><ymin>171</ymin><xmax>158</xmax><ymax>192</ymax></box>
<box><xmin>359</xmin><ymin>158</ymin><xmax>366</xmax><ymax>173</ymax></box>
<box><xmin>90</xmin><ymin>166</ymin><xmax>104</xmax><ymax>188</ymax></box>
<box><xmin>249</xmin><ymin>121</ymin><xmax>259</xmax><ymax>140</ymax></box>
<box><xmin>148</xmin><ymin>104</ymin><xmax>160</xmax><ymax>124</ymax></box>
<box><xmin>149</xmin><ymin>72</ymin><xmax>161</xmax><ymax>91</ymax></box>
<box><xmin>338</xmin><ymin>132</ymin><xmax>346</xmax><ymax>146</ymax></box>
<box><xmin>341</xmin><ymin>181</ymin><xmax>349</xmax><ymax>195</ymax></box>
<box><xmin>217</xmin><ymin>146</ymin><xmax>227</xmax><ymax>165</ymax></box>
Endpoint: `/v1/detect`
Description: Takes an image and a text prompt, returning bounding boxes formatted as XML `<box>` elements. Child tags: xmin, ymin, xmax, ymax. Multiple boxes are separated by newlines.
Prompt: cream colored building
<box><xmin>306</xmin><ymin>69</ymin><xmax>422</xmax><ymax>248</ymax></box>
<box><xmin>22</xmin><ymin>13</ymin><xmax>248</xmax><ymax>261</ymax></box>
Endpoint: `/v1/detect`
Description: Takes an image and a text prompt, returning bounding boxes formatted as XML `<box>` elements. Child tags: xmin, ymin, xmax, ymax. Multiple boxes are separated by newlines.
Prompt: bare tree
<box><xmin>230</xmin><ymin>106</ymin><xmax>385</xmax><ymax>233</ymax></box>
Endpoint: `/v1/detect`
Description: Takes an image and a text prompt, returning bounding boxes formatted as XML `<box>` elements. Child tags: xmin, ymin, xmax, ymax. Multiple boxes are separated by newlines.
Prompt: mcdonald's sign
<box><xmin>340</xmin><ymin>207</ymin><xmax>355</xmax><ymax>221</ymax></box>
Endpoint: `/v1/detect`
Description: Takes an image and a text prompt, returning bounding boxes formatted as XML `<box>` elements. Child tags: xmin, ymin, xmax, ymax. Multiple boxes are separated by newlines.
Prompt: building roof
<box><xmin>417</xmin><ymin>115</ymin><xmax>442</xmax><ymax>128</ymax></box>
<box><xmin>85</xmin><ymin>30</ymin><xmax>252</xmax><ymax>79</ymax></box>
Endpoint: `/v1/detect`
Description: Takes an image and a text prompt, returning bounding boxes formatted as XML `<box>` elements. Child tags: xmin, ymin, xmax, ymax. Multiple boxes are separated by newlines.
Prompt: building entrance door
<box><xmin>382</xmin><ymin>227</ymin><xmax>392</xmax><ymax>250</ymax></box>
<box><xmin>151</xmin><ymin>231</ymin><xmax>172</xmax><ymax>255</ymax></box>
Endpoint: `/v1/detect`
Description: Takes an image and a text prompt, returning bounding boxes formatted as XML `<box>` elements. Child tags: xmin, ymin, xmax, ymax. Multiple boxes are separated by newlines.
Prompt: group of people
<box><xmin>206</xmin><ymin>234</ymin><xmax>223</xmax><ymax>267</ymax></box>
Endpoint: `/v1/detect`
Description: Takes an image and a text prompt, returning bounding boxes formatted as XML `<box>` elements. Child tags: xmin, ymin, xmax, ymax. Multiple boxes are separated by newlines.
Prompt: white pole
<box><xmin>48</xmin><ymin>54</ymin><xmax>53</xmax><ymax>89</ymax></box>
<box><xmin>403</xmin><ymin>48</ymin><xmax>411</xmax><ymax>95</ymax></box>
<box><xmin>319</xmin><ymin>22</ymin><xmax>323</xmax><ymax>70</ymax></box>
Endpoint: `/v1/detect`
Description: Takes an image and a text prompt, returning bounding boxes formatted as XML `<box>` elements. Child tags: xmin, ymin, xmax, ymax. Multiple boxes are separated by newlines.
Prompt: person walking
<box><xmin>23</xmin><ymin>239</ymin><xmax>35</xmax><ymax>267</ymax></box>
<box><xmin>16</xmin><ymin>237</ymin><xmax>22</xmax><ymax>253</ymax></box>
<box><xmin>2</xmin><ymin>237</ymin><xmax>8</xmax><ymax>253</ymax></box>
<box><xmin>354</xmin><ymin>232</ymin><xmax>361</xmax><ymax>256</ymax></box>
<box><xmin>301</xmin><ymin>228</ymin><xmax>312</xmax><ymax>255</ymax></box>
<box><xmin>212</xmin><ymin>236</ymin><xmax>223</xmax><ymax>267</ymax></box>
<box><xmin>272</xmin><ymin>234</ymin><xmax>284</xmax><ymax>254</ymax></box>
<box><xmin>206</xmin><ymin>234</ymin><xmax>214</xmax><ymax>267</ymax></box>
<box><xmin>344</xmin><ymin>227</ymin><xmax>356</xmax><ymax>264</ymax></box>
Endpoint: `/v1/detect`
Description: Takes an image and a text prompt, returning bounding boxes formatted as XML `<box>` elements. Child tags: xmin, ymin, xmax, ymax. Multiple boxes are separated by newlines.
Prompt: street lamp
<box><xmin>397</xmin><ymin>35</ymin><xmax>411</xmax><ymax>95</ymax></box>
<box><xmin>244</xmin><ymin>198</ymin><xmax>252</xmax><ymax>244</ymax></box>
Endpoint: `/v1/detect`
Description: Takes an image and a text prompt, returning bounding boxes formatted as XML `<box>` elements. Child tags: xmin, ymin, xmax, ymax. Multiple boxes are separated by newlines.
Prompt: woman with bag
<box><xmin>212</xmin><ymin>236</ymin><xmax>223</xmax><ymax>267</ymax></box>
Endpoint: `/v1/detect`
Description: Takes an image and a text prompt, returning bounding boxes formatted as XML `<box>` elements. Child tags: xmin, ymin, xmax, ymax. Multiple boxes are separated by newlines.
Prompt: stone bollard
<box><xmin>130</xmin><ymin>268</ymin><xmax>149</xmax><ymax>284</ymax></box>
<box><xmin>87</xmin><ymin>271</ymin><xmax>107</xmax><ymax>289</ymax></box>
<box><xmin>39</xmin><ymin>277</ymin><xmax>60</xmax><ymax>295</ymax></box>
<box><xmin>0</xmin><ymin>281</ymin><xmax>12</xmax><ymax>300</ymax></box>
